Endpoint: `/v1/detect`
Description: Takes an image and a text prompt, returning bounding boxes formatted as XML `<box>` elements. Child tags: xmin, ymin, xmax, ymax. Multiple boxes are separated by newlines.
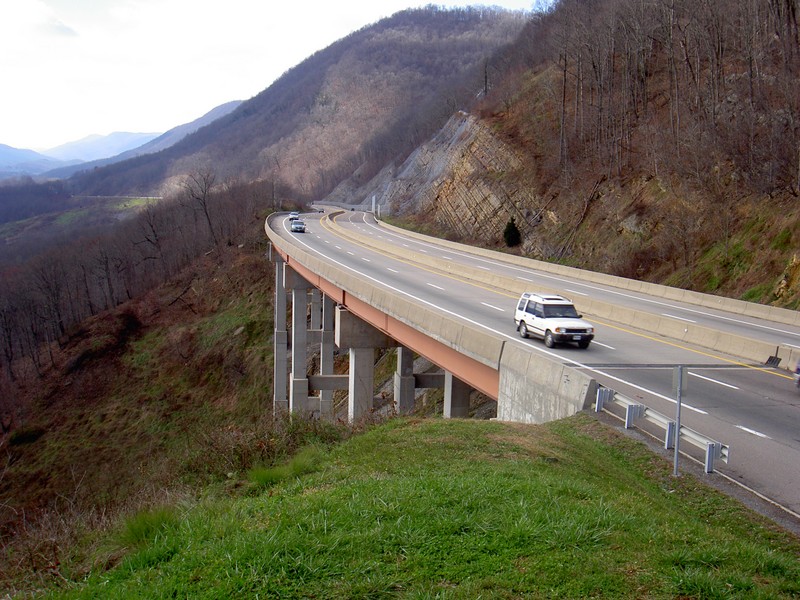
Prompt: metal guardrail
<box><xmin>595</xmin><ymin>387</ymin><xmax>729</xmax><ymax>473</ymax></box>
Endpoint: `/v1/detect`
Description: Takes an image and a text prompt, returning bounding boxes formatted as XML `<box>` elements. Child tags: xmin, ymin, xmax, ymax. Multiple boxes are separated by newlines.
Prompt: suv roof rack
<box><xmin>522</xmin><ymin>292</ymin><xmax>573</xmax><ymax>303</ymax></box>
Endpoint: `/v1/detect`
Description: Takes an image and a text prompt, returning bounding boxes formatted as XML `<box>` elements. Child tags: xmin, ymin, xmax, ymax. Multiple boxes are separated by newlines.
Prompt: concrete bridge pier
<box><xmin>394</xmin><ymin>346</ymin><xmax>471</xmax><ymax>417</ymax></box>
<box><xmin>287</xmin><ymin>269</ymin><xmax>312</xmax><ymax>414</ymax></box>
<box><xmin>319</xmin><ymin>295</ymin><xmax>335</xmax><ymax>419</ymax></box>
<box><xmin>310</xmin><ymin>289</ymin><xmax>321</xmax><ymax>330</ymax></box>
<box><xmin>393</xmin><ymin>346</ymin><xmax>416</xmax><ymax>414</ymax></box>
<box><xmin>273</xmin><ymin>260</ymin><xmax>474</xmax><ymax>421</ymax></box>
<box><xmin>273</xmin><ymin>255</ymin><xmax>289</xmax><ymax>415</ymax></box>
<box><xmin>444</xmin><ymin>372</ymin><xmax>471</xmax><ymax>418</ymax></box>
<box><xmin>348</xmin><ymin>347</ymin><xmax>375</xmax><ymax>422</ymax></box>
<box><xmin>336</xmin><ymin>306</ymin><xmax>398</xmax><ymax>422</ymax></box>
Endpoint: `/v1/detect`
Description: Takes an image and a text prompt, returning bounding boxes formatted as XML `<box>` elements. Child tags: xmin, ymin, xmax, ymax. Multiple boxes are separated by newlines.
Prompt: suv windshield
<box><xmin>542</xmin><ymin>304</ymin><xmax>579</xmax><ymax>318</ymax></box>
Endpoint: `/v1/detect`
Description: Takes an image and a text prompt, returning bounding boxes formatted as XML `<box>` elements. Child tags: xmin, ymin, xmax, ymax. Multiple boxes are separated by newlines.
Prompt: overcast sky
<box><xmin>1</xmin><ymin>0</ymin><xmax>538</xmax><ymax>151</ymax></box>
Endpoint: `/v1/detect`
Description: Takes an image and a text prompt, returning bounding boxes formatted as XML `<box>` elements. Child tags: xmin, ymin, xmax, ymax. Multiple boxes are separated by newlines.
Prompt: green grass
<box><xmin>771</xmin><ymin>228</ymin><xmax>793</xmax><ymax>252</ymax></box>
<box><xmin>54</xmin><ymin>208</ymin><xmax>91</xmax><ymax>226</ymax></box>
<box><xmin>42</xmin><ymin>416</ymin><xmax>800</xmax><ymax>599</ymax></box>
<box><xmin>741</xmin><ymin>282</ymin><xmax>775</xmax><ymax>303</ymax></box>
<box><xmin>248</xmin><ymin>445</ymin><xmax>325</xmax><ymax>488</ymax></box>
<box><xmin>111</xmin><ymin>197</ymin><xmax>160</xmax><ymax>212</ymax></box>
<box><xmin>117</xmin><ymin>507</ymin><xmax>181</xmax><ymax>548</ymax></box>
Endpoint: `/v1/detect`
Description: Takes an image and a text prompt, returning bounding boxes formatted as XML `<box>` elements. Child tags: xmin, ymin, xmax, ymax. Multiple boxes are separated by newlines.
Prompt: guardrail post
<box><xmin>625</xmin><ymin>404</ymin><xmax>645</xmax><ymax>429</ymax></box>
<box><xmin>705</xmin><ymin>442</ymin><xmax>722</xmax><ymax>473</ymax></box>
<box><xmin>595</xmin><ymin>387</ymin><xmax>615</xmax><ymax>412</ymax></box>
<box><xmin>665</xmin><ymin>421</ymin><xmax>676</xmax><ymax>450</ymax></box>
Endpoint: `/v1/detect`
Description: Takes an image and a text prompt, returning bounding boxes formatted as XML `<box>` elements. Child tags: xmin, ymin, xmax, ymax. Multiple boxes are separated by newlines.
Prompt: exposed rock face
<box><xmin>390</xmin><ymin>113</ymin><xmax>535</xmax><ymax>243</ymax></box>
<box><xmin>327</xmin><ymin>108</ymin><xmax>800</xmax><ymax>307</ymax></box>
<box><xmin>348</xmin><ymin>112</ymin><xmax>537</xmax><ymax>246</ymax></box>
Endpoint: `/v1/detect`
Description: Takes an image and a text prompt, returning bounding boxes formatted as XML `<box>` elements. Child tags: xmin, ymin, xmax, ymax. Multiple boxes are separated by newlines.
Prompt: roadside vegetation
<box><xmin>25</xmin><ymin>416</ymin><xmax>800</xmax><ymax>598</ymax></box>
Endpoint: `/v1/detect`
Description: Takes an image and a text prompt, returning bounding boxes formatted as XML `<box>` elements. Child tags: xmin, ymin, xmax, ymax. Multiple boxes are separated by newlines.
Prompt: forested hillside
<box><xmin>68</xmin><ymin>7</ymin><xmax>526</xmax><ymax>200</ymax></box>
<box><xmin>376</xmin><ymin>0</ymin><xmax>800</xmax><ymax>304</ymax></box>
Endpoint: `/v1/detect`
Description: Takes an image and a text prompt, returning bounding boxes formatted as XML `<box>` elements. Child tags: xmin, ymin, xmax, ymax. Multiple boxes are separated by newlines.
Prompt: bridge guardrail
<box><xmin>372</xmin><ymin>217</ymin><xmax>800</xmax><ymax>329</ymax></box>
<box><xmin>594</xmin><ymin>387</ymin><xmax>729</xmax><ymax>473</ymax></box>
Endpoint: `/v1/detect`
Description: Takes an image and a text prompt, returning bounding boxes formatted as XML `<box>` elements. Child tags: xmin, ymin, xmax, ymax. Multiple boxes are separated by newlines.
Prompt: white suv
<box><xmin>514</xmin><ymin>292</ymin><xmax>595</xmax><ymax>349</ymax></box>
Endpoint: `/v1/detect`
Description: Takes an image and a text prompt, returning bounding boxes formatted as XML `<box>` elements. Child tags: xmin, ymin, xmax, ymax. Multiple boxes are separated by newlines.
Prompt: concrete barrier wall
<box><xmin>498</xmin><ymin>344</ymin><xmax>597</xmax><ymax>423</ymax></box>
<box><xmin>374</xmin><ymin>219</ymin><xmax>800</xmax><ymax>327</ymax></box>
<box><xmin>325</xmin><ymin>213</ymin><xmax>800</xmax><ymax>369</ymax></box>
<box><xmin>267</xmin><ymin>213</ymin><xmax>594</xmax><ymax>423</ymax></box>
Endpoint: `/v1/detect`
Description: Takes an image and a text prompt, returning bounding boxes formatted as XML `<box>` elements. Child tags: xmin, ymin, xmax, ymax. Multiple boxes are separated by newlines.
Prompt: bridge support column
<box><xmin>310</xmin><ymin>289</ymin><xmax>321</xmax><ymax>330</ymax></box>
<box><xmin>348</xmin><ymin>348</ymin><xmax>374</xmax><ymax>422</ymax></box>
<box><xmin>444</xmin><ymin>372</ymin><xmax>471</xmax><ymax>418</ymax></box>
<box><xmin>393</xmin><ymin>346</ymin><xmax>415</xmax><ymax>414</ymax></box>
<box><xmin>319</xmin><ymin>295</ymin><xmax>335</xmax><ymax>420</ymax></box>
<box><xmin>336</xmin><ymin>306</ymin><xmax>397</xmax><ymax>423</ymax></box>
<box><xmin>288</xmin><ymin>268</ymin><xmax>313</xmax><ymax>415</ymax></box>
<box><xmin>272</xmin><ymin>254</ymin><xmax>288</xmax><ymax>416</ymax></box>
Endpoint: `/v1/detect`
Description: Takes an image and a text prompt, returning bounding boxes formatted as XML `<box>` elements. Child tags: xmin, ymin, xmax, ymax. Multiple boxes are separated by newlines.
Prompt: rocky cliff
<box><xmin>335</xmin><ymin>112</ymin><xmax>541</xmax><ymax>248</ymax></box>
<box><xmin>328</xmin><ymin>109</ymin><xmax>800</xmax><ymax>308</ymax></box>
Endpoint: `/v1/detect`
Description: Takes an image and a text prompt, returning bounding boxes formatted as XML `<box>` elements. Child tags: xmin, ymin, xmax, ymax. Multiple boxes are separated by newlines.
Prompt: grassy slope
<box><xmin>1</xmin><ymin>239</ymin><xmax>276</xmax><ymax>586</ymax></box>
<box><xmin>45</xmin><ymin>416</ymin><xmax>800</xmax><ymax>599</ymax></box>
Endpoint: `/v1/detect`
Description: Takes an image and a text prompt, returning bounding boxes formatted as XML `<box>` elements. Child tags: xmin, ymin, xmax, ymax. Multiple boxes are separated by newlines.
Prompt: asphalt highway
<box><xmin>272</xmin><ymin>209</ymin><xmax>800</xmax><ymax>524</ymax></box>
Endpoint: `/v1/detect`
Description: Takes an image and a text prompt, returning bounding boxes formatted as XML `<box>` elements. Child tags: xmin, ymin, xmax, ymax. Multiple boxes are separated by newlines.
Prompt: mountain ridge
<box><xmin>43</xmin><ymin>100</ymin><xmax>243</xmax><ymax>179</ymax></box>
<box><xmin>0</xmin><ymin>144</ymin><xmax>77</xmax><ymax>178</ymax></box>
<box><xmin>43</xmin><ymin>131</ymin><xmax>161</xmax><ymax>162</ymax></box>
<box><xmin>66</xmin><ymin>7</ymin><xmax>528</xmax><ymax>198</ymax></box>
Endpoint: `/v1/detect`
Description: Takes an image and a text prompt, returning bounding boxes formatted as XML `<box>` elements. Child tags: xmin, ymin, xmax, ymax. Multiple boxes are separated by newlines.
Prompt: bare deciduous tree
<box><xmin>181</xmin><ymin>168</ymin><xmax>220</xmax><ymax>251</ymax></box>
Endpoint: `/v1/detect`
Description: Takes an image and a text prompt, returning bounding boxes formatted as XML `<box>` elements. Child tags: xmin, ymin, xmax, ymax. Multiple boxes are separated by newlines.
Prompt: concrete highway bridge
<box><xmin>265</xmin><ymin>207</ymin><xmax>800</xmax><ymax>519</ymax></box>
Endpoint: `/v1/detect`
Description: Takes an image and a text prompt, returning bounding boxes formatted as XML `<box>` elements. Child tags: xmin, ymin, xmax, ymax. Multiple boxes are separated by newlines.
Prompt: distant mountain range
<box><xmin>0</xmin><ymin>144</ymin><xmax>76</xmax><ymax>178</ymax></box>
<box><xmin>44</xmin><ymin>101</ymin><xmax>243</xmax><ymax>179</ymax></box>
<box><xmin>67</xmin><ymin>7</ymin><xmax>527</xmax><ymax>199</ymax></box>
<box><xmin>0</xmin><ymin>100</ymin><xmax>242</xmax><ymax>180</ymax></box>
<box><xmin>43</xmin><ymin>132</ymin><xmax>162</xmax><ymax>162</ymax></box>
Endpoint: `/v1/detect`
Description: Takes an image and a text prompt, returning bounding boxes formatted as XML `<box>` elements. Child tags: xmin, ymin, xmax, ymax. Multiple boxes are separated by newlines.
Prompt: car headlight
<box><xmin>554</xmin><ymin>327</ymin><xmax>564</xmax><ymax>333</ymax></box>
<box><xmin>587</xmin><ymin>328</ymin><xmax>594</xmax><ymax>334</ymax></box>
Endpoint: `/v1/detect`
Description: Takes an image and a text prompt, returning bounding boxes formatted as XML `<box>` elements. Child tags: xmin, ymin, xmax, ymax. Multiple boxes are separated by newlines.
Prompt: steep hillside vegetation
<box><xmin>69</xmin><ymin>7</ymin><xmax>526</xmax><ymax>201</ymax></box>
<box><xmin>0</xmin><ymin>230</ymin><xmax>370</xmax><ymax>591</ymax></box>
<box><xmin>342</xmin><ymin>0</ymin><xmax>800</xmax><ymax>306</ymax></box>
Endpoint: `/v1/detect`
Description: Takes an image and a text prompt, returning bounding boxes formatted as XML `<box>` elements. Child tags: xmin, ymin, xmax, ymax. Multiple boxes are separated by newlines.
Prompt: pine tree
<box><xmin>503</xmin><ymin>217</ymin><xmax>521</xmax><ymax>247</ymax></box>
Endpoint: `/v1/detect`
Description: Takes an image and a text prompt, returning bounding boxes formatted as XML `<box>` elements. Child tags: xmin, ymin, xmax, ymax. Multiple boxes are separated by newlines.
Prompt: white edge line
<box><xmin>481</xmin><ymin>302</ymin><xmax>505</xmax><ymax>312</ymax></box>
<box><xmin>736</xmin><ymin>425</ymin><xmax>771</xmax><ymax>439</ymax></box>
<box><xmin>662</xmin><ymin>313</ymin><xmax>697</xmax><ymax>323</ymax></box>
<box><xmin>689</xmin><ymin>371</ymin><xmax>739</xmax><ymax>390</ymax></box>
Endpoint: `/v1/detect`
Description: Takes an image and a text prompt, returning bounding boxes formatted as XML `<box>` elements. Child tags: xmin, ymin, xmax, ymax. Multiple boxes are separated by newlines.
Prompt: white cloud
<box><xmin>0</xmin><ymin>0</ymin><xmax>535</xmax><ymax>150</ymax></box>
